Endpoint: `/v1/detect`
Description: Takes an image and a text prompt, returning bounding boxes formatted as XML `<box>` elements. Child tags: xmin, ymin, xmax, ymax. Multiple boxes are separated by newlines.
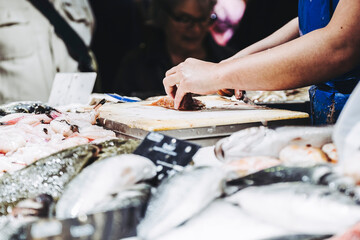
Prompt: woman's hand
<box><xmin>163</xmin><ymin>58</ymin><xmax>221</xmax><ymax>109</ymax></box>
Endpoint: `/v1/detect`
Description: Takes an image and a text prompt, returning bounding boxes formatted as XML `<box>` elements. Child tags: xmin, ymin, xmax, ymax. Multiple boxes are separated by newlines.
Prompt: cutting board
<box><xmin>98</xmin><ymin>95</ymin><xmax>309</xmax><ymax>132</ymax></box>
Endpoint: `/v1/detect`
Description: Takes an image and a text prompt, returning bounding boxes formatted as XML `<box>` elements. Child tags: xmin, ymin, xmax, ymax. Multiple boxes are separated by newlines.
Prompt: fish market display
<box><xmin>0</xmin><ymin>143</ymin><xmax>97</xmax><ymax>216</ymax></box>
<box><xmin>150</xmin><ymin>93</ymin><xmax>205</xmax><ymax>111</ymax></box>
<box><xmin>226</xmin><ymin>182</ymin><xmax>360</xmax><ymax>235</ymax></box>
<box><xmin>0</xmin><ymin>139</ymin><xmax>139</xmax><ymax>216</ymax></box>
<box><xmin>215</xmin><ymin>125</ymin><xmax>333</xmax><ymax>162</ymax></box>
<box><xmin>56</xmin><ymin>154</ymin><xmax>156</xmax><ymax>219</ymax></box>
<box><xmin>0</xmin><ymin>100</ymin><xmax>116</xmax><ymax>175</ymax></box>
<box><xmin>137</xmin><ymin>166</ymin><xmax>226</xmax><ymax>239</ymax></box>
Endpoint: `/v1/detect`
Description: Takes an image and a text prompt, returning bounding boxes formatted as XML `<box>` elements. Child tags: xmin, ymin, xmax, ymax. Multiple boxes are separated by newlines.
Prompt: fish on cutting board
<box><xmin>150</xmin><ymin>93</ymin><xmax>205</xmax><ymax>111</ymax></box>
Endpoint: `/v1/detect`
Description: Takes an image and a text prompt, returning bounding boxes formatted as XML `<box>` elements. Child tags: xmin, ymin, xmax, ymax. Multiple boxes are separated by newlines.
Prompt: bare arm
<box><xmin>220</xmin><ymin>0</ymin><xmax>360</xmax><ymax>90</ymax></box>
<box><xmin>163</xmin><ymin>0</ymin><xmax>360</xmax><ymax>108</ymax></box>
<box><xmin>228</xmin><ymin>17</ymin><xmax>300</xmax><ymax>60</ymax></box>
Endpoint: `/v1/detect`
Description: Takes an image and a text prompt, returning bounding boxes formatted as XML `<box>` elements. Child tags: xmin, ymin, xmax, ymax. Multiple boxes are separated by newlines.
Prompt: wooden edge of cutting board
<box><xmin>98</xmin><ymin>96</ymin><xmax>309</xmax><ymax>131</ymax></box>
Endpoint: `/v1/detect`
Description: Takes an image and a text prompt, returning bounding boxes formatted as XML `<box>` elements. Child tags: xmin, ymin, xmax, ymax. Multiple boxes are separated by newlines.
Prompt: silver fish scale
<box><xmin>138</xmin><ymin>166</ymin><xmax>225</xmax><ymax>239</ymax></box>
<box><xmin>95</xmin><ymin>139</ymin><xmax>140</xmax><ymax>161</ymax></box>
<box><xmin>0</xmin><ymin>144</ymin><xmax>98</xmax><ymax>216</ymax></box>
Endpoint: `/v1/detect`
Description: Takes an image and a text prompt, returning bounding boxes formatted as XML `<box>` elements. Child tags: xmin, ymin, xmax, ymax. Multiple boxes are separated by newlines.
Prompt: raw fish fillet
<box><xmin>150</xmin><ymin>94</ymin><xmax>205</xmax><ymax>111</ymax></box>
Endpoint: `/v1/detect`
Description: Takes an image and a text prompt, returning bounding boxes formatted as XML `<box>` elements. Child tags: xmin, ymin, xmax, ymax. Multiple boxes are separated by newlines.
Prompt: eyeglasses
<box><xmin>167</xmin><ymin>12</ymin><xmax>217</xmax><ymax>28</ymax></box>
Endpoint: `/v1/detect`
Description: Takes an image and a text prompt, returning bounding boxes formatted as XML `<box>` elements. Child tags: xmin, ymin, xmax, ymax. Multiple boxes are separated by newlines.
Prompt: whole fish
<box><xmin>0</xmin><ymin>101</ymin><xmax>59</xmax><ymax>117</ymax></box>
<box><xmin>215</xmin><ymin>125</ymin><xmax>333</xmax><ymax>161</ymax></box>
<box><xmin>226</xmin><ymin>182</ymin><xmax>360</xmax><ymax>235</ymax></box>
<box><xmin>137</xmin><ymin>166</ymin><xmax>226</xmax><ymax>240</ymax></box>
<box><xmin>56</xmin><ymin>154</ymin><xmax>157</xmax><ymax>219</ymax></box>
<box><xmin>226</xmin><ymin>164</ymin><xmax>333</xmax><ymax>191</ymax></box>
<box><xmin>225</xmin><ymin>164</ymin><xmax>359</xmax><ymax>201</ymax></box>
<box><xmin>0</xmin><ymin>143</ymin><xmax>98</xmax><ymax>216</ymax></box>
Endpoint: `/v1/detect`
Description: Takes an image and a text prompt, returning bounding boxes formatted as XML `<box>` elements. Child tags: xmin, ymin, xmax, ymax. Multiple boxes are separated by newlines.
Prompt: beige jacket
<box><xmin>0</xmin><ymin>0</ymin><xmax>94</xmax><ymax>104</ymax></box>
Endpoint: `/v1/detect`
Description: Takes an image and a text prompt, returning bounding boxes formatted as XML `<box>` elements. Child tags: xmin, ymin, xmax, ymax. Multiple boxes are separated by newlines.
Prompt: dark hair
<box><xmin>149</xmin><ymin>0</ymin><xmax>217</xmax><ymax>28</ymax></box>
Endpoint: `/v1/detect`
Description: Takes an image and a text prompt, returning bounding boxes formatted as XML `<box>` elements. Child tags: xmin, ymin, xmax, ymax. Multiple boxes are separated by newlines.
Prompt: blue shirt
<box><xmin>298</xmin><ymin>0</ymin><xmax>360</xmax><ymax>124</ymax></box>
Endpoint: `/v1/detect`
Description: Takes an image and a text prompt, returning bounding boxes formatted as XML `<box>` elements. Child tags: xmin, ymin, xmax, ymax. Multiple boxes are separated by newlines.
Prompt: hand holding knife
<box><xmin>217</xmin><ymin>89</ymin><xmax>255</xmax><ymax>105</ymax></box>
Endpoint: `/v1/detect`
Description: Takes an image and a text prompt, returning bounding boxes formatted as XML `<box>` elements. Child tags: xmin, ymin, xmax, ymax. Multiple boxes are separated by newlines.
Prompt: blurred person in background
<box><xmin>113</xmin><ymin>0</ymin><xmax>235</xmax><ymax>99</ymax></box>
<box><xmin>209</xmin><ymin>0</ymin><xmax>246</xmax><ymax>47</ymax></box>
<box><xmin>0</xmin><ymin>0</ymin><xmax>94</xmax><ymax>104</ymax></box>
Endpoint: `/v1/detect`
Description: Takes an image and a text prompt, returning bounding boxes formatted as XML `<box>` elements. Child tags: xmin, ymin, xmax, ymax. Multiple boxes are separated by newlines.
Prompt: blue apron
<box><xmin>298</xmin><ymin>0</ymin><xmax>360</xmax><ymax>125</ymax></box>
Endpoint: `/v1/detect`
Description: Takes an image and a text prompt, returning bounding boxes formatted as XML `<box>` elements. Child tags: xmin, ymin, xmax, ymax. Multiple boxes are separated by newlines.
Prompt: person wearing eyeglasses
<box><xmin>163</xmin><ymin>0</ymin><xmax>360</xmax><ymax>125</ymax></box>
<box><xmin>113</xmin><ymin>0</ymin><xmax>235</xmax><ymax>100</ymax></box>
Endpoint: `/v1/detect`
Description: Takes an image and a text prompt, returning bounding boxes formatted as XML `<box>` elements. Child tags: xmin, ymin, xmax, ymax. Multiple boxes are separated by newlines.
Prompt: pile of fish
<box><xmin>0</xmin><ymin>139</ymin><xmax>146</xmax><ymax>239</ymax></box>
<box><xmin>0</xmin><ymin>100</ymin><xmax>360</xmax><ymax>240</ymax></box>
<box><xmin>0</xmin><ymin>100</ymin><xmax>154</xmax><ymax>239</ymax></box>
<box><xmin>133</xmin><ymin>160</ymin><xmax>360</xmax><ymax>240</ymax></box>
<box><xmin>0</xmin><ymin>100</ymin><xmax>116</xmax><ymax>175</ymax></box>
<box><xmin>213</xmin><ymin>125</ymin><xmax>337</xmax><ymax>179</ymax></box>
<box><xmin>0</xmin><ymin>138</ymin><xmax>141</xmax><ymax>216</ymax></box>
<box><xmin>133</xmin><ymin>125</ymin><xmax>360</xmax><ymax>240</ymax></box>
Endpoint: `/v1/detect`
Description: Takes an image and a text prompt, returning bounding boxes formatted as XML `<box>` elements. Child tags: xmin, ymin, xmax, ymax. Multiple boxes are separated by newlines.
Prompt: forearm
<box><xmin>230</xmin><ymin>17</ymin><xmax>300</xmax><ymax>59</ymax></box>
<box><xmin>217</xmin><ymin>25</ymin><xmax>360</xmax><ymax>91</ymax></box>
